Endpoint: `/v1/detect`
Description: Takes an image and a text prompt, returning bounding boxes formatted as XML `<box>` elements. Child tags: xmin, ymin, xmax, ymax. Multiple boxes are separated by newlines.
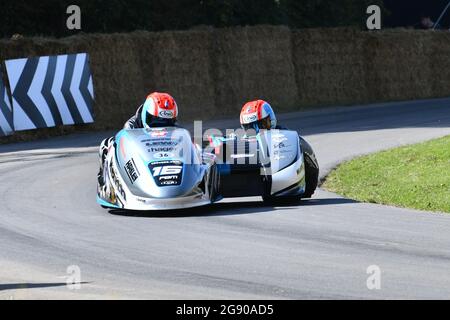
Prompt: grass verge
<box><xmin>323</xmin><ymin>135</ymin><xmax>450</xmax><ymax>213</ymax></box>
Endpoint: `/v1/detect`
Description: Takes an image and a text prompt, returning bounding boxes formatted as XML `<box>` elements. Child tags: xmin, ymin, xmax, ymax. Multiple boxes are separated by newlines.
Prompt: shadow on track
<box><xmin>301</xmin><ymin>197</ymin><xmax>358</xmax><ymax>206</ymax></box>
<box><xmin>0</xmin><ymin>282</ymin><xmax>89</xmax><ymax>291</ymax></box>
<box><xmin>106</xmin><ymin>197</ymin><xmax>357</xmax><ymax>218</ymax></box>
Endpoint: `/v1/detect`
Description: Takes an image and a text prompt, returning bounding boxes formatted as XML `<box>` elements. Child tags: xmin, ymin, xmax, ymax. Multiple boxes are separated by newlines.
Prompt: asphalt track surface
<box><xmin>1</xmin><ymin>98</ymin><xmax>450</xmax><ymax>299</ymax></box>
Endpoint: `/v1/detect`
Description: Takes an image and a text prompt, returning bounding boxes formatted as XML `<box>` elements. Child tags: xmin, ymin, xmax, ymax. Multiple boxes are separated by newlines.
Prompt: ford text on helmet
<box><xmin>240</xmin><ymin>100</ymin><xmax>277</xmax><ymax>132</ymax></box>
<box><xmin>141</xmin><ymin>92</ymin><xmax>178</xmax><ymax>128</ymax></box>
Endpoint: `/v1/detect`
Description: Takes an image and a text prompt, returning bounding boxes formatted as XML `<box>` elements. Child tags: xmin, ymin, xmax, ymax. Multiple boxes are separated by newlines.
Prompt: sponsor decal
<box><xmin>141</xmin><ymin>137</ymin><xmax>172</xmax><ymax>143</ymax></box>
<box><xmin>272</xmin><ymin>136</ymin><xmax>288</xmax><ymax>143</ymax></box>
<box><xmin>150</xmin><ymin>129</ymin><xmax>168</xmax><ymax>137</ymax></box>
<box><xmin>273</xmin><ymin>140</ymin><xmax>293</xmax><ymax>158</ymax></box>
<box><xmin>150</xmin><ymin>147</ymin><xmax>174</xmax><ymax>153</ymax></box>
<box><xmin>243</xmin><ymin>113</ymin><xmax>258</xmax><ymax>123</ymax></box>
<box><xmin>274</xmin><ymin>148</ymin><xmax>292</xmax><ymax>156</ymax></box>
<box><xmin>124</xmin><ymin>158</ymin><xmax>140</xmax><ymax>184</ymax></box>
<box><xmin>158</xmin><ymin>110</ymin><xmax>174</xmax><ymax>118</ymax></box>
<box><xmin>274</xmin><ymin>156</ymin><xmax>284</xmax><ymax>161</ymax></box>
<box><xmin>109</xmin><ymin>165</ymin><xmax>127</xmax><ymax>201</ymax></box>
<box><xmin>274</xmin><ymin>141</ymin><xmax>291</xmax><ymax>149</ymax></box>
<box><xmin>274</xmin><ymin>142</ymin><xmax>285</xmax><ymax>148</ymax></box>
<box><xmin>149</xmin><ymin>160</ymin><xmax>183</xmax><ymax>186</ymax></box>
<box><xmin>145</xmin><ymin>140</ymin><xmax>179</xmax><ymax>147</ymax></box>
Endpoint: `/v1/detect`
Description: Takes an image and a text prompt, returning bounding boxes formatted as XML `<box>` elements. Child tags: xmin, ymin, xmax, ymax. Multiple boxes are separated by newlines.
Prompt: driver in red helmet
<box><xmin>124</xmin><ymin>92</ymin><xmax>178</xmax><ymax>129</ymax></box>
<box><xmin>98</xmin><ymin>92</ymin><xmax>179</xmax><ymax>185</ymax></box>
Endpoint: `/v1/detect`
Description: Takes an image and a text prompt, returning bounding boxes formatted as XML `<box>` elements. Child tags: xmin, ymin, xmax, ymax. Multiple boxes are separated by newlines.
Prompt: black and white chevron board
<box><xmin>4</xmin><ymin>53</ymin><xmax>94</xmax><ymax>131</ymax></box>
<box><xmin>0</xmin><ymin>71</ymin><xmax>14</xmax><ymax>136</ymax></box>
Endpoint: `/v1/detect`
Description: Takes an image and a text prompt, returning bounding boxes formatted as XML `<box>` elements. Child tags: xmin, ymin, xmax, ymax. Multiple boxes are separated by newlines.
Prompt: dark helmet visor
<box><xmin>145</xmin><ymin>113</ymin><xmax>177</xmax><ymax>127</ymax></box>
<box><xmin>242</xmin><ymin>117</ymin><xmax>271</xmax><ymax>133</ymax></box>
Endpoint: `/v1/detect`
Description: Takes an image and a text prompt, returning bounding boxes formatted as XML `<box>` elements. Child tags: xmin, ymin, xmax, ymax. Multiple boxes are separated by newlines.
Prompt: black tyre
<box><xmin>303</xmin><ymin>152</ymin><xmax>319</xmax><ymax>198</ymax></box>
<box><xmin>207</xmin><ymin>164</ymin><xmax>221</xmax><ymax>202</ymax></box>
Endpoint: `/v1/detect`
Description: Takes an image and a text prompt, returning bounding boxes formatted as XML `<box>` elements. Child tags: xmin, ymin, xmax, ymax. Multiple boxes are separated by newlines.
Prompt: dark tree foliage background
<box><xmin>0</xmin><ymin>0</ymin><xmax>448</xmax><ymax>39</ymax></box>
<box><xmin>384</xmin><ymin>0</ymin><xmax>450</xmax><ymax>28</ymax></box>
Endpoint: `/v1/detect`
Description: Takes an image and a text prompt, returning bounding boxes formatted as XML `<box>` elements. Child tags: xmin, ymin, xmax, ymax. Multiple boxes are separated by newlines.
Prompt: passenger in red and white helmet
<box><xmin>240</xmin><ymin>99</ymin><xmax>277</xmax><ymax>133</ymax></box>
<box><xmin>124</xmin><ymin>92</ymin><xmax>178</xmax><ymax>129</ymax></box>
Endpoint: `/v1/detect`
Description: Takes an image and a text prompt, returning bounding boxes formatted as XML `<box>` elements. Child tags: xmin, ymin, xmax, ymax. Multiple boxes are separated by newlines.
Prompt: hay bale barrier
<box><xmin>1</xmin><ymin>26</ymin><xmax>450</xmax><ymax>142</ymax></box>
<box><xmin>212</xmin><ymin>26</ymin><xmax>299</xmax><ymax>115</ymax></box>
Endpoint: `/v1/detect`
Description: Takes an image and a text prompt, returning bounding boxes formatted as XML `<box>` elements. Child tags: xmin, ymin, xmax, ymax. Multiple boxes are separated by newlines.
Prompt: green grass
<box><xmin>323</xmin><ymin>135</ymin><xmax>450</xmax><ymax>213</ymax></box>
